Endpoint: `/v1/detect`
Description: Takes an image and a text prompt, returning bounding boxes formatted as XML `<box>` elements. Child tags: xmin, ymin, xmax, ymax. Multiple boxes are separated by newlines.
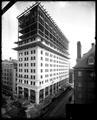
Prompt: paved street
<box><xmin>39</xmin><ymin>88</ymin><xmax>73</xmax><ymax>119</ymax></box>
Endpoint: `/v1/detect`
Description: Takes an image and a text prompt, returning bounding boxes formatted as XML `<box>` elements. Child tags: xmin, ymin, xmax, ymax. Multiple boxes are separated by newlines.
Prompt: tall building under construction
<box><xmin>14</xmin><ymin>2</ymin><xmax>69</xmax><ymax>104</ymax></box>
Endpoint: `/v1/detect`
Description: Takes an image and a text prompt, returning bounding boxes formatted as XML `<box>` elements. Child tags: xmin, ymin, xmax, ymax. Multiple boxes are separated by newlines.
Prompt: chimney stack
<box><xmin>76</xmin><ymin>41</ymin><xmax>81</xmax><ymax>63</ymax></box>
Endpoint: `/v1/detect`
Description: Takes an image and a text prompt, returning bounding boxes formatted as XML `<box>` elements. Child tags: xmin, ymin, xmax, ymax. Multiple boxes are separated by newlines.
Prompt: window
<box><xmin>24</xmin><ymin>51</ymin><xmax>26</xmax><ymax>55</ymax></box>
<box><xmin>45</xmin><ymin>58</ymin><xmax>49</xmax><ymax>61</ymax></box>
<box><xmin>31</xmin><ymin>63</ymin><xmax>35</xmax><ymax>66</ymax></box>
<box><xmin>39</xmin><ymin>89</ymin><xmax>44</xmax><ymax>101</ymax></box>
<box><xmin>45</xmin><ymin>52</ymin><xmax>49</xmax><ymax>56</ymax></box>
<box><xmin>41</xmin><ymin>57</ymin><xmax>43</xmax><ymax>60</ymax></box>
<box><xmin>31</xmin><ymin>81</ymin><xmax>33</xmax><ymax>85</ymax></box>
<box><xmin>45</xmin><ymin>63</ymin><xmax>48</xmax><ymax>67</ymax></box>
<box><xmin>45</xmin><ymin>87</ymin><xmax>49</xmax><ymax>96</ymax></box>
<box><xmin>34</xmin><ymin>50</ymin><xmax>35</xmax><ymax>54</ymax></box>
<box><xmin>31</xmin><ymin>50</ymin><xmax>33</xmax><ymax>54</ymax></box>
<box><xmin>78</xmin><ymin>71</ymin><xmax>82</xmax><ymax>77</ymax></box>
<box><xmin>41</xmin><ymin>63</ymin><xmax>43</xmax><ymax>66</ymax></box>
<box><xmin>45</xmin><ymin>69</ymin><xmax>48</xmax><ymax>72</ymax></box>
<box><xmin>27</xmin><ymin>51</ymin><xmax>29</xmax><ymax>55</ymax></box>
<box><xmin>27</xmin><ymin>63</ymin><xmax>29</xmax><ymax>66</ymax></box>
<box><xmin>27</xmin><ymin>57</ymin><xmax>29</xmax><ymax>61</ymax></box>
<box><xmin>78</xmin><ymin>83</ymin><xmax>82</xmax><ymax>87</ymax></box>
<box><xmin>33</xmin><ymin>82</ymin><xmax>35</xmax><ymax>85</ymax></box>
<box><xmin>41</xmin><ymin>75</ymin><xmax>43</xmax><ymax>79</ymax></box>
<box><xmin>41</xmin><ymin>50</ymin><xmax>43</xmax><ymax>54</ymax></box>
<box><xmin>31</xmin><ymin>75</ymin><xmax>35</xmax><ymax>79</ymax></box>
<box><xmin>24</xmin><ymin>80</ymin><xmax>26</xmax><ymax>84</ymax></box>
<box><xmin>31</xmin><ymin>56</ymin><xmax>35</xmax><ymax>60</ymax></box>
<box><xmin>31</xmin><ymin>50</ymin><xmax>35</xmax><ymax>54</ymax></box>
<box><xmin>31</xmin><ymin>69</ymin><xmax>35</xmax><ymax>73</ymax></box>
<box><xmin>27</xmin><ymin>81</ymin><xmax>28</xmax><ymax>84</ymax></box>
<box><xmin>24</xmin><ymin>57</ymin><xmax>26</xmax><ymax>61</ymax></box>
<box><xmin>41</xmin><ymin>69</ymin><xmax>43</xmax><ymax>72</ymax></box>
<box><xmin>34</xmin><ymin>76</ymin><xmax>35</xmax><ymax>79</ymax></box>
<box><xmin>88</xmin><ymin>56</ymin><xmax>94</xmax><ymax>65</ymax></box>
<box><xmin>78</xmin><ymin>93</ymin><xmax>82</xmax><ymax>98</ymax></box>
<box><xmin>50</xmin><ymin>54</ymin><xmax>53</xmax><ymax>57</ymax></box>
<box><xmin>90</xmin><ymin>72</ymin><xmax>95</xmax><ymax>78</ymax></box>
<box><xmin>42</xmin><ymin>81</ymin><xmax>43</xmax><ymax>84</ymax></box>
<box><xmin>45</xmin><ymin>74</ymin><xmax>48</xmax><ymax>77</ymax></box>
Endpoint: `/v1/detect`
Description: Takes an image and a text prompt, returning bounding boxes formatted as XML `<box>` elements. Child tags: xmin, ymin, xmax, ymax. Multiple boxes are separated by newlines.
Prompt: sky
<box><xmin>2</xmin><ymin>1</ymin><xmax>95</xmax><ymax>68</ymax></box>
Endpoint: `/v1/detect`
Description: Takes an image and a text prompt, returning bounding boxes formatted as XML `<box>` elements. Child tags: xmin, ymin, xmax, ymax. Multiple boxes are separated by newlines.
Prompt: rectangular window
<box><xmin>41</xmin><ymin>50</ymin><xmax>43</xmax><ymax>54</ymax></box>
<box><xmin>31</xmin><ymin>50</ymin><xmax>33</xmax><ymax>54</ymax></box>
<box><xmin>41</xmin><ymin>57</ymin><xmax>43</xmax><ymax>60</ymax></box>
<box><xmin>31</xmin><ymin>50</ymin><xmax>35</xmax><ymax>54</ymax></box>
<box><xmin>31</xmin><ymin>69</ymin><xmax>35</xmax><ymax>73</ymax></box>
<box><xmin>24</xmin><ymin>57</ymin><xmax>26</xmax><ymax>61</ymax></box>
<box><xmin>34</xmin><ymin>76</ymin><xmax>35</xmax><ymax>79</ymax></box>
<box><xmin>41</xmin><ymin>63</ymin><xmax>43</xmax><ymax>66</ymax></box>
<box><xmin>41</xmin><ymin>75</ymin><xmax>43</xmax><ymax>79</ymax></box>
<box><xmin>27</xmin><ymin>81</ymin><xmax>28</xmax><ymax>84</ymax></box>
<box><xmin>27</xmin><ymin>51</ymin><xmax>29</xmax><ymax>55</ymax></box>
<box><xmin>31</xmin><ymin>81</ymin><xmax>33</xmax><ymax>85</ymax></box>
<box><xmin>24</xmin><ymin>80</ymin><xmax>26</xmax><ymax>84</ymax></box>
<box><xmin>31</xmin><ymin>56</ymin><xmax>35</xmax><ymax>60</ymax></box>
<box><xmin>78</xmin><ymin>71</ymin><xmax>82</xmax><ymax>77</ymax></box>
<box><xmin>33</xmin><ymin>82</ymin><xmax>35</xmax><ymax>85</ymax></box>
<box><xmin>31</xmin><ymin>75</ymin><xmax>35</xmax><ymax>79</ymax></box>
<box><xmin>45</xmin><ymin>58</ymin><xmax>49</xmax><ymax>61</ymax></box>
<box><xmin>27</xmin><ymin>63</ymin><xmax>29</xmax><ymax>66</ymax></box>
<box><xmin>24</xmin><ymin>51</ymin><xmax>26</xmax><ymax>55</ymax></box>
<box><xmin>45</xmin><ymin>52</ymin><xmax>49</xmax><ymax>56</ymax></box>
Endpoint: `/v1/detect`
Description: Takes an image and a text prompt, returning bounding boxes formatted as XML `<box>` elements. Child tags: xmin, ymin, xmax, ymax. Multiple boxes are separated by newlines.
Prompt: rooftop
<box><xmin>74</xmin><ymin>43</ymin><xmax>95</xmax><ymax>69</ymax></box>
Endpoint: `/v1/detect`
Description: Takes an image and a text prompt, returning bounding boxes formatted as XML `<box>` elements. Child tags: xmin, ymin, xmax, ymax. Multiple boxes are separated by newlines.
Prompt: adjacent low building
<box><xmin>74</xmin><ymin>42</ymin><xmax>96</xmax><ymax>104</ymax></box>
<box><xmin>2</xmin><ymin>59</ymin><xmax>18</xmax><ymax>98</ymax></box>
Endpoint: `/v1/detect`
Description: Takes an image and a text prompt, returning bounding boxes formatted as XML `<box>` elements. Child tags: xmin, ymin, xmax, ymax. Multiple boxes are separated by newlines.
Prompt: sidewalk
<box><xmin>35</xmin><ymin>90</ymin><xmax>63</xmax><ymax>110</ymax></box>
<box><xmin>25</xmin><ymin>90</ymin><xmax>65</xmax><ymax>118</ymax></box>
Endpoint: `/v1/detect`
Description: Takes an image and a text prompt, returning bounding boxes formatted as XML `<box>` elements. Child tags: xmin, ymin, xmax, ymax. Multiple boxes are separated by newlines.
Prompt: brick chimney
<box><xmin>76</xmin><ymin>41</ymin><xmax>81</xmax><ymax>63</ymax></box>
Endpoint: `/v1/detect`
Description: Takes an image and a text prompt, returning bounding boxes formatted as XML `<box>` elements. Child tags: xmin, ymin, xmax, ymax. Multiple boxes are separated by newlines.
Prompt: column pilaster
<box><xmin>36</xmin><ymin>90</ymin><xmax>39</xmax><ymax>104</ymax></box>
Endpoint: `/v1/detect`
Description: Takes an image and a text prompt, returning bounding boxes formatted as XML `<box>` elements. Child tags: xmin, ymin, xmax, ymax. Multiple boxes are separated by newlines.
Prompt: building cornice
<box><xmin>13</xmin><ymin>41</ymin><xmax>69</xmax><ymax>59</ymax></box>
